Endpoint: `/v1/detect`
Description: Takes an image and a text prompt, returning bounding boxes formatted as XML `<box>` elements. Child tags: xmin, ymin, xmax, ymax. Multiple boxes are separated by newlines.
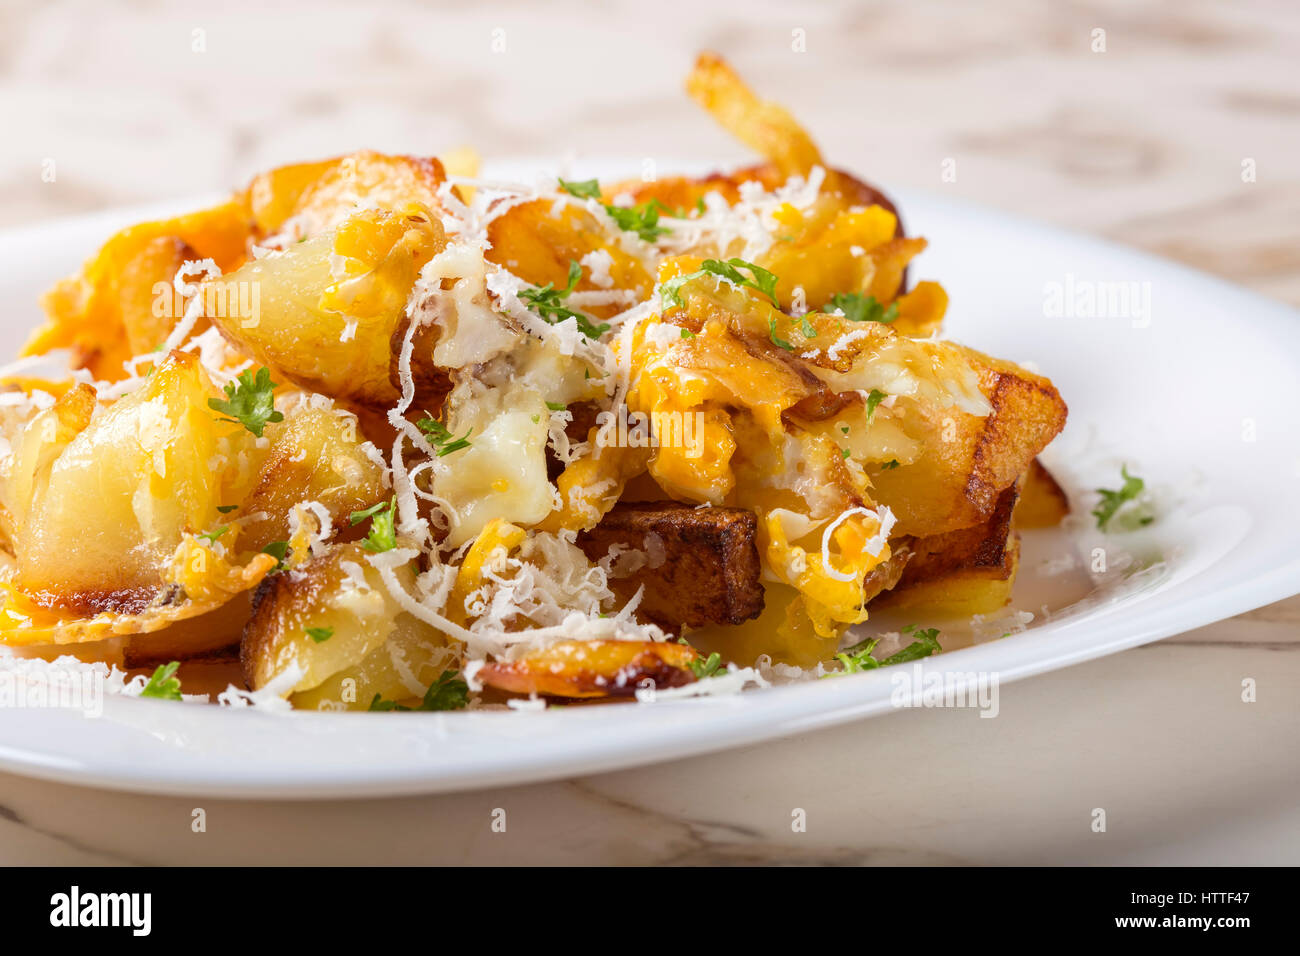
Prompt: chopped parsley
<box><xmin>689</xmin><ymin>651</ymin><xmax>725</xmax><ymax>679</ymax></box>
<box><xmin>351</xmin><ymin>498</ymin><xmax>397</xmax><ymax>553</ymax></box>
<box><xmin>883</xmin><ymin>624</ymin><xmax>943</xmax><ymax>664</ymax></box>
<box><xmin>680</xmin><ymin>327</ymin><xmax>696</xmax><ymax>339</ymax></box>
<box><xmin>557</xmin><ymin>177</ymin><xmax>602</xmax><ymax>200</ymax></box>
<box><xmin>768</xmin><ymin>316</ymin><xmax>795</xmax><ymax>351</ymax></box>
<box><xmin>519</xmin><ymin>259</ymin><xmax>610</xmax><ymax>340</ymax></box>
<box><xmin>881</xmin><ymin>459</ymin><xmax>900</xmax><ymax>470</ymax></box>
<box><xmin>196</xmin><ymin>525</ymin><xmax>228</xmax><ymax>544</ymax></box>
<box><xmin>679</xmin><ymin>639</ymin><xmax>726</xmax><ymax>679</ymax></box>
<box><xmin>140</xmin><ymin>661</ymin><xmax>183</xmax><ymax>701</ymax></box>
<box><xmin>1093</xmin><ymin>465</ymin><xmax>1154</xmax><ymax>531</ymax></box>
<box><xmin>207</xmin><ymin>366</ymin><xmax>284</xmax><ymax>437</ymax></box>
<box><xmin>545</xmin><ymin>401</ymin><xmax>568</xmax><ymax>412</ymax></box>
<box><xmin>824</xmin><ymin>292</ymin><xmax>898</xmax><ymax>325</ymax></box>
<box><xmin>659</xmin><ymin>257</ymin><xmax>780</xmax><ymax>309</ymax></box>
<box><xmin>369</xmin><ymin>670</ymin><xmax>470</xmax><ymax>712</ymax></box>
<box><xmin>261</xmin><ymin>540</ymin><xmax>289</xmax><ymax>570</ymax></box>
<box><xmin>305</xmin><ymin>626</ymin><xmax>334</xmax><ymax>644</ymax></box>
<box><xmin>557</xmin><ymin>178</ymin><xmax>671</xmax><ymax>242</ymax></box>
<box><xmin>216</xmin><ymin>504</ymin><xmax>239</xmax><ymax>514</ymax></box>
<box><xmin>864</xmin><ymin>388</ymin><xmax>888</xmax><ymax>420</ymax></box>
<box><xmin>828</xmin><ymin>625</ymin><xmax>943</xmax><ymax>675</ymax></box>
<box><xmin>606</xmin><ymin>200</ymin><xmax>671</xmax><ymax>242</ymax></box>
<box><xmin>416</xmin><ymin>414</ymin><xmax>473</xmax><ymax>456</ymax></box>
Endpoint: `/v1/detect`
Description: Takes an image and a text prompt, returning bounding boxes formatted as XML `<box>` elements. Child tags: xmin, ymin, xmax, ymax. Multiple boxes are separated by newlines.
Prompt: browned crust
<box><xmin>477</xmin><ymin>639</ymin><xmax>697</xmax><ymax>699</ymax></box>
<box><xmin>963</xmin><ymin>365</ymin><xmax>1068</xmax><ymax>524</ymax></box>
<box><xmin>1016</xmin><ymin>457</ymin><xmax>1071</xmax><ymax>529</ymax></box>
<box><xmin>577</xmin><ymin>501</ymin><xmax>765</xmax><ymax>633</ymax></box>
<box><xmin>239</xmin><ymin>570</ymin><xmax>302</xmax><ymax>690</ymax></box>
<box><xmin>898</xmin><ymin>483</ymin><xmax>1020</xmax><ymax>588</ymax></box>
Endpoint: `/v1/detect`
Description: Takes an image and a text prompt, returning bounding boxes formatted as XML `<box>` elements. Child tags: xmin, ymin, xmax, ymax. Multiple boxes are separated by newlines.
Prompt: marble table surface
<box><xmin>0</xmin><ymin>0</ymin><xmax>1297</xmax><ymax>865</ymax></box>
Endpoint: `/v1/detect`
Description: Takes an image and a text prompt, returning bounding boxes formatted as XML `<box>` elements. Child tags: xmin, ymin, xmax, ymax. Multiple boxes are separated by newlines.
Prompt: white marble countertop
<box><xmin>1</xmin><ymin>0</ymin><xmax>1297</xmax><ymax>864</ymax></box>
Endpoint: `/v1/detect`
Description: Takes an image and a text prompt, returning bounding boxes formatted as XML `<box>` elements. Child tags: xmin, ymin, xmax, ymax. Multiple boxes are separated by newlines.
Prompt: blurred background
<box><xmin>0</xmin><ymin>0</ymin><xmax>1297</xmax><ymax>865</ymax></box>
<box><xmin>3</xmin><ymin>0</ymin><xmax>1298</xmax><ymax>304</ymax></box>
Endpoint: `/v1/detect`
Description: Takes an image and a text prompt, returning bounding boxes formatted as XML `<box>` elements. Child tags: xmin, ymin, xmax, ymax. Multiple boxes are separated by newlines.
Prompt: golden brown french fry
<box><xmin>686</xmin><ymin>52</ymin><xmax>823</xmax><ymax>177</ymax></box>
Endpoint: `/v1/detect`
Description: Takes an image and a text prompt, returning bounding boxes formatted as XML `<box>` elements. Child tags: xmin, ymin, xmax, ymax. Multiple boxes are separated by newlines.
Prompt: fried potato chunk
<box><xmin>477</xmin><ymin>639</ymin><xmax>698</xmax><ymax>699</ymax></box>
<box><xmin>233</xmin><ymin>404</ymin><xmax>387</xmax><ymax>554</ymax></box>
<box><xmin>203</xmin><ymin>203</ymin><xmax>445</xmax><ymax>406</ymax></box>
<box><xmin>869</xmin><ymin>349</ymin><xmax>1068</xmax><ymax>538</ymax></box>
<box><xmin>577</xmin><ymin>502</ymin><xmax>765</xmax><ymax>633</ymax></box>
<box><xmin>27</xmin><ymin>201</ymin><xmax>252</xmax><ymax>379</ymax></box>
<box><xmin>243</xmin><ymin>150</ymin><xmax>449</xmax><ymax>240</ymax></box>
<box><xmin>241</xmin><ymin>542</ymin><xmax>453</xmax><ymax>699</ymax></box>
<box><xmin>875</xmin><ymin>484</ymin><xmax>1020</xmax><ymax>616</ymax></box>
<box><xmin>1016</xmin><ymin>458</ymin><xmax>1071</xmax><ymax>529</ymax></box>
<box><xmin>1</xmin><ymin>352</ymin><xmax>246</xmax><ymax>610</ymax></box>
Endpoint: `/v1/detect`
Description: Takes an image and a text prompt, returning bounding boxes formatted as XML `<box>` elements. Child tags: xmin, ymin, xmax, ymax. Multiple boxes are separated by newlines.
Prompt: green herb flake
<box><xmin>864</xmin><ymin>388</ymin><xmax>888</xmax><ymax>421</ymax></box>
<box><xmin>768</xmin><ymin>316</ymin><xmax>795</xmax><ymax>351</ymax></box>
<box><xmin>605</xmin><ymin>199</ymin><xmax>671</xmax><ymax>243</ymax></box>
<box><xmin>261</xmin><ymin>540</ymin><xmax>290</xmax><ymax>570</ymax></box>
<box><xmin>306</xmin><ymin>626</ymin><xmax>334</xmax><ymax>644</ymax></box>
<box><xmin>207</xmin><ymin>366</ymin><xmax>284</xmax><ymax>437</ymax></box>
<box><xmin>1093</xmin><ymin>465</ymin><xmax>1154</xmax><ymax>531</ymax></box>
<box><xmin>369</xmin><ymin>670</ymin><xmax>469</xmax><ymax>712</ymax></box>
<box><xmin>519</xmin><ymin>259</ymin><xmax>610</xmax><ymax>340</ymax></box>
<box><xmin>140</xmin><ymin>661</ymin><xmax>183</xmax><ymax>701</ymax></box>
<box><xmin>352</xmin><ymin>497</ymin><xmax>397</xmax><ymax>553</ymax></box>
<box><xmin>416</xmin><ymin>414</ymin><xmax>473</xmax><ymax>457</ymax></box>
<box><xmin>558</xmin><ymin>177</ymin><xmax>602</xmax><ymax>200</ymax></box>
<box><xmin>827</xmin><ymin>625</ymin><xmax>942</xmax><ymax>675</ymax></box>
<box><xmin>823</xmin><ymin>292</ymin><xmax>898</xmax><ymax>325</ymax></box>
<box><xmin>196</xmin><ymin>525</ymin><xmax>228</xmax><ymax>544</ymax></box>
<box><xmin>659</xmin><ymin>257</ymin><xmax>780</xmax><ymax>309</ymax></box>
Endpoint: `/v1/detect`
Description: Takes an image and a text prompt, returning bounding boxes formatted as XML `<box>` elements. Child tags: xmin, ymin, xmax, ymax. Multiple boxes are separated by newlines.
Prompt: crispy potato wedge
<box><xmin>577</xmin><ymin>501</ymin><xmax>764</xmax><ymax>633</ymax></box>
<box><xmin>203</xmin><ymin>203</ymin><xmax>445</xmax><ymax>406</ymax></box>
<box><xmin>234</xmin><ymin>404</ymin><xmax>387</xmax><ymax>554</ymax></box>
<box><xmin>1</xmin><ymin>352</ymin><xmax>248</xmax><ymax>608</ymax></box>
<box><xmin>243</xmin><ymin>150</ymin><xmax>449</xmax><ymax>239</ymax></box>
<box><xmin>241</xmin><ymin>542</ymin><xmax>451</xmax><ymax>697</ymax></box>
<box><xmin>869</xmin><ymin>348</ymin><xmax>1068</xmax><ymax>538</ymax></box>
<box><xmin>290</xmin><ymin>610</ymin><xmax>459</xmax><ymax>711</ymax></box>
<box><xmin>874</xmin><ymin>534</ymin><xmax>1019</xmax><ymax>617</ymax></box>
<box><xmin>28</xmin><ymin>201</ymin><xmax>252</xmax><ymax>379</ymax></box>
<box><xmin>477</xmin><ymin>639</ymin><xmax>698</xmax><ymax>699</ymax></box>
<box><xmin>1016</xmin><ymin>457</ymin><xmax>1071</xmax><ymax>529</ymax></box>
<box><xmin>874</xmin><ymin>483</ymin><xmax>1019</xmax><ymax>616</ymax></box>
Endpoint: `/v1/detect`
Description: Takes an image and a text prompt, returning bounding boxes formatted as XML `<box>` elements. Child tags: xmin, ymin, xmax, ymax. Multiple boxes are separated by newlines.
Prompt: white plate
<box><xmin>1</xmin><ymin>166</ymin><xmax>1298</xmax><ymax>798</ymax></box>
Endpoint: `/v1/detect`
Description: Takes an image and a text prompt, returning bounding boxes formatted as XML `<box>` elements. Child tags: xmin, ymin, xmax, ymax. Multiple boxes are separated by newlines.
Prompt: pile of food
<box><xmin>0</xmin><ymin>55</ymin><xmax>1068</xmax><ymax>710</ymax></box>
